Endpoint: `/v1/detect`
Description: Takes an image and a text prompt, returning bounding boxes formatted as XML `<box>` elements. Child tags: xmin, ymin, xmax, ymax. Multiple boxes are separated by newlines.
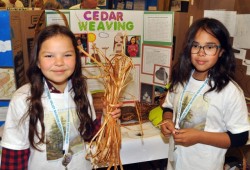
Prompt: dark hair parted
<box><xmin>169</xmin><ymin>17</ymin><xmax>236</xmax><ymax>93</ymax></box>
<box><xmin>26</xmin><ymin>24</ymin><xmax>94</xmax><ymax>150</ymax></box>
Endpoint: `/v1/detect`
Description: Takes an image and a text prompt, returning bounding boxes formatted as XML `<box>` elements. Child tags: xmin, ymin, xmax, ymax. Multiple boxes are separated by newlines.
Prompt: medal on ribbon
<box><xmin>62</xmin><ymin>153</ymin><xmax>72</xmax><ymax>170</ymax></box>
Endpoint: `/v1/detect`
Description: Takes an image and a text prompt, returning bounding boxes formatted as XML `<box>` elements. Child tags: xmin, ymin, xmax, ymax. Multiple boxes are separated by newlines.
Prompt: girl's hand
<box><xmin>160</xmin><ymin>120</ymin><xmax>175</xmax><ymax>137</ymax></box>
<box><xmin>106</xmin><ymin>102</ymin><xmax>123</xmax><ymax>119</ymax></box>
<box><xmin>110</xmin><ymin>103</ymin><xmax>122</xmax><ymax>119</ymax></box>
<box><xmin>173</xmin><ymin>128</ymin><xmax>201</xmax><ymax>147</ymax></box>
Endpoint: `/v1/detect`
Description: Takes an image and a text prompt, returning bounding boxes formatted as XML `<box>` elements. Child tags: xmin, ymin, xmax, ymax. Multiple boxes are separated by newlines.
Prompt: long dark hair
<box><xmin>169</xmin><ymin>17</ymin><xmax>236</xmax><ymax>93</ymax></box>
<box><xmin>25</xmin><ymin>24</ymin><xmax>94</xmax><ymax>150</ymax></box>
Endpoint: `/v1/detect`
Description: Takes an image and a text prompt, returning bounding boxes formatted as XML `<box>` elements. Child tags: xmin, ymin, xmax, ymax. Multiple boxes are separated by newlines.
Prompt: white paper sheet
<box><xmin>204</xmin><ymin>10</ymin><xmax>237</xmax><ymax>36</ymax></box>
<box><xmin>144</xmin><ymin>13</ymin><xmax>173</xmax><ymax>43</ymax></box>
<box><xmin>234</xmin><ymin>47</ymin><xmax>246</xmax><ymax>60</ymax></box>
<box><xmin>233</xmin><ymin>14</ymin><xmax>250</xmax><ymax>49</ymax></box>
<box><xmin>142</xmin><ymin>45</ymin><xmax>172</xmax><ymax>74</ymax></box>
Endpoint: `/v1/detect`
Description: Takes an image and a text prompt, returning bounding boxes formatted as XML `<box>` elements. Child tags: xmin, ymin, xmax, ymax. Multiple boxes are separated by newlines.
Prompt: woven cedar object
<box><xmin>79</xmin><ymin>44</ymin><xmax>134</xmax><ymax>170</ymax></box>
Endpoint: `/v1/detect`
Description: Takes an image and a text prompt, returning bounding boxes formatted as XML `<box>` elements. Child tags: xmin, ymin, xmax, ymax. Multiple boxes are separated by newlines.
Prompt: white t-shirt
<box><xmin>1</xmin><ymin>83</ymin><xmax>96</xmax><ymax>170</ymax></box>
<box><xmin>3</xmin><ymin>0</ymin><xmax>24</xmax><ymax>8</ymax></box>
<box><xmin>162</xmin><ymin>76</ymin><xmax>250</xmax><ymax>170</ymax></box>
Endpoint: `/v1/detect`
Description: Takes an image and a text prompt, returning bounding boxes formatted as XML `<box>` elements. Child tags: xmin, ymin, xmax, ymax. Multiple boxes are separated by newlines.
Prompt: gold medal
<box><xmin>62</xmin><ymin>153</ymin><xmax>72</xmax><ymax>170</ymax></box>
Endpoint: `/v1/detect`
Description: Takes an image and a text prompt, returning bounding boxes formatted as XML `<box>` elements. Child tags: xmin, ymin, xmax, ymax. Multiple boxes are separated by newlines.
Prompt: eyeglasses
<box><xmin>191</xmin><ymin>43</ymin><xmax>221</xmax><ymax>56</ymax></box>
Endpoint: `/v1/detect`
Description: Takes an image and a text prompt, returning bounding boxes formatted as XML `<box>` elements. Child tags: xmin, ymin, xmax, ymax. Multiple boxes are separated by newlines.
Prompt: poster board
<box><xmin>45</xmin><ymin>9</ymin><xmax>174</xmax><ymax>105</ymax></box>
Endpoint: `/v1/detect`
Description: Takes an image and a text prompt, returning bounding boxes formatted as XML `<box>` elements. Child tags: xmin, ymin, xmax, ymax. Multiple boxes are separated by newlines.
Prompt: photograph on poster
<box><xmin>125</xmin><ymin>35</ymin><xmax>141</xmax><ymax>57</ymax></box>
<box><xmin>140</xmin><ymin>83</ymin><xmax>153</xmax><ymax>104</ymax></box>
<box><xmin>153</xmin><ymin>85</ymin><xmax>166</xmax><ymax>105</ymax></box>
<box><xmin>0</xmin><ymin>68</ymin><xmax>16</xmax><ymax>100</ymax></box>
<box><xmin>75</xmin><ymin>33</ymin><xmax>88</xmax><ymax>57</ymax></box>
<box><xmin>153</xmin><ymin>65</ymin><xmax>170</xmax><ymax>85</ymax></box>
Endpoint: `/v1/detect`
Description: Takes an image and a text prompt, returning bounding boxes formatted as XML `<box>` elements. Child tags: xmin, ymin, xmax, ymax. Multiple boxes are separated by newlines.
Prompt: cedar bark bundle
<box><xmin>78</xmin><ymin>44</ymin><xmax>134</xmax><ymax>170</ymax></box>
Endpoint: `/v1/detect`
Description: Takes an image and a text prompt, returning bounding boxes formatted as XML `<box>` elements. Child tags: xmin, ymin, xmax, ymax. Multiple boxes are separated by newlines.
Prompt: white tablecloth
<box><xmin>120</xmin><ymin>122</ymin><xmax>169</xmax><ymax>164</ymax></box>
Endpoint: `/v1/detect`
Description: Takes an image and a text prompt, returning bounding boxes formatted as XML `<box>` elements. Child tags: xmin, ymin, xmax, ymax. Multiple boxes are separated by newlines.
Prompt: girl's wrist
<box><xmin>163</xmin><ymin>112</ymin><xmax>173</xmax><ymax>121</ymax></box>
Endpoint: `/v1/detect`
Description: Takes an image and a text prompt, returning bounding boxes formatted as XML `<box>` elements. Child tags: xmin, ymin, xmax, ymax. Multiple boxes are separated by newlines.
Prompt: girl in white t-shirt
<box><xmin>0</xmin><ymin>24</ymin><xmax>121</xmax><ymax>170</ymax></box>
<box><xmin>161</xmin><ymin>18</ymin><xmax>250</xmax><ymax>170</ymax></box>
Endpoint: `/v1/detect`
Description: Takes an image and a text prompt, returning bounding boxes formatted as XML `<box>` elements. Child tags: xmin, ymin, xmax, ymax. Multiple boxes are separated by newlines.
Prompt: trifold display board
<box><xmin>0</xmin><ymin>11</ymin><xmax>18</xmax><ymax>134</ymax></box>
<box><xmin>45</xmin><ymin>9</ymin><xmax>174</xmax><ymax>106</ymax></box>
<box><xmin>0</xmin><ymin>10</ymin><xmax>43</xmax><ymax>143</ymax></box>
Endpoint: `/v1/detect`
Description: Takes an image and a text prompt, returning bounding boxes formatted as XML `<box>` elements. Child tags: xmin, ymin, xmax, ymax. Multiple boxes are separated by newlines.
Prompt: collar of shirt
<box><xmin>45</xmin><ymin>79</ymin><xmax>62</xmax><ymax>94</ymax></box>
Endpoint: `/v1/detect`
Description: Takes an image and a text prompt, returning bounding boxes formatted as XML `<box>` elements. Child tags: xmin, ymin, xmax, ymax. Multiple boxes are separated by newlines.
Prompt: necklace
<box><xmin>44</xmin><ymin>81</ymin><xmax>72</xmax><ymax>169</ymax></box>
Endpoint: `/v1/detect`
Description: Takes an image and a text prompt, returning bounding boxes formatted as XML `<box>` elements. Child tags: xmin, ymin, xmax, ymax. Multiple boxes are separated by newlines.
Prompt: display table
<box><xmin>120</xmin><ymin>121</ymin><xmax>169</xmax><ymax>164</ymax></box>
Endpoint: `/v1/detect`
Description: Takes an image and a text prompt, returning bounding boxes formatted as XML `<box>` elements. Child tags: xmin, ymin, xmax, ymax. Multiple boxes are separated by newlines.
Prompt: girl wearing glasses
<box><xmin>160</xmin><ymin>18</ymin><xmax>250</xmax><ymax>170</ymax></box>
